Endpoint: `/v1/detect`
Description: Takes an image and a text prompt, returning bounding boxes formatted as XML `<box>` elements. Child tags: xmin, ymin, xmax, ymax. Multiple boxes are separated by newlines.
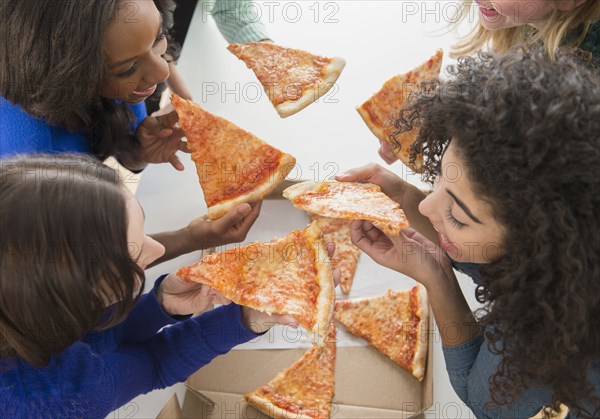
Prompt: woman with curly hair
<box><xmin>0</xmin><ymin>0</ymin><xmax>265</xmax><ymax>267</ymax></box>
<box><xmin>339</xmin><ymin>47</ymin><xmax>600</xmax><ymax>417</ymax></box>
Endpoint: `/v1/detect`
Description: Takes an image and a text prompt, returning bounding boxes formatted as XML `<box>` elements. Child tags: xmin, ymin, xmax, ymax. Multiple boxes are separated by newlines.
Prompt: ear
<box><xmin>556</xmin><ymin>0</ymin><xmax>587</xmax><ymax>12</ymax></box>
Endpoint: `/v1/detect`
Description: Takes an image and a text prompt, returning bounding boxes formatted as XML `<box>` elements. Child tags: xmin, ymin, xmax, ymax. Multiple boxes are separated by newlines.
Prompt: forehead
<box><xmin>103</xmin><ymin>0</ymin><xmax>161</xmax><ymax>63</ymax></box>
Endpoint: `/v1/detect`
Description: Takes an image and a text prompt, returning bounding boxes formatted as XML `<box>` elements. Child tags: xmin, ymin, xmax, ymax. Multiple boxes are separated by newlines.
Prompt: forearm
<box><xmin>148</xmin><ymin>228</ymin><xmax>202</xmax><ymax>267</ymax></box>
<box><xmin>211</xmin><ymin>0</ymin><xmax>271</xmax><ymax>43</ymax></box>
<box><xmin>166</xmin><ymin>63</ymin><xmax>193</xmax><ymax>101</ymax></box>
<box><xmin>423</xmin><ymin>269</ymin><xmax>478</xmax><ymax>347</ymax></box>
<box><xmin>101</xmin><ymin>304</ymin><xmax>259</xmax><ymax>407</ymax></box>
<box><xmin>403</xmin><ymin>185</ymin><xmax>438</xmax><ymax>244</ymax></box>
<box><xmin>115</xmin><ymin>148</ymin><xmax>147</xmax><ymax>173</ymax></box>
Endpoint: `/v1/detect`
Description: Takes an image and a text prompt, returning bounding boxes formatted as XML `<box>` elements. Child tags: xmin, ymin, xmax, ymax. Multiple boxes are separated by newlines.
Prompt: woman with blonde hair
<box><xmin>452</xmin><ymin>0</ymin><xmax>600</xmax><ymax>62</ymax></box>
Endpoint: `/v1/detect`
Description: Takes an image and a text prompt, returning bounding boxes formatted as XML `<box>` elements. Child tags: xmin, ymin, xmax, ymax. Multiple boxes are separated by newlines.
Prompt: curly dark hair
<box><xmin>0</xmin><ymin>0</ymin><xmax>178</xmax><ymax>161</ymax></box>
<box><xmin>0</xmin><ymin>154</ymin><xmax>144</xmax><ymax>368</ymax></box>
<box><xmin>397</xmin><ymin>47</ymin><xmax>600</xmax><ymax>416</ymax></box>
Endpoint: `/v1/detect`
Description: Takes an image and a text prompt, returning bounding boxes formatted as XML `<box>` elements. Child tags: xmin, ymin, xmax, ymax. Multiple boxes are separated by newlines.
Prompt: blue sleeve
<box><xmin>129</xmin><ymin>102</ymin><xmax>147</xmax><ymax>131</ymax></box>
<box><xmin>210</xmin><ymin>0</ymin><xmax>271</xmax><ymax>43</ymax></box>
<box><xmin>101</xmin><ymin>303</ymin><xmax>257</xmax><ymax>410</ymax></box>
<box><xmin>82</xmin><ymin>275</ymin><xmax>187</xmax><ymax>352</ymax></box>
<box><xmin>0</xmin><ymin>96</ymin><xmax>90</xmax><ymax>157</ymax></box>
<box><xmin>0</xmin><ymin>304</ymin><xmax>258</xmax><ymax>417</ymax></box>
<box><xmin>442</xmin><ymin>336</ymin><xmax>555</xmax><ymax>418</ymax></box>
<box><xmin>114</xmin><ymin>275</ymin><xmax>185</xmax><ymax>343</ymax></box>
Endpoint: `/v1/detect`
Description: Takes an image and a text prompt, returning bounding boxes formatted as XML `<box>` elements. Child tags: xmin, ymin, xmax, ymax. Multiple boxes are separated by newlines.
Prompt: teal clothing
<box><xmin>206</xmin><ymin>0</ymin><xmax>270</xmax><ymax>43</ymax></box>
<box><xmin>580</xmin><ymin>20</ymin><xmax>600</xmax><ymax>66</ymax></box>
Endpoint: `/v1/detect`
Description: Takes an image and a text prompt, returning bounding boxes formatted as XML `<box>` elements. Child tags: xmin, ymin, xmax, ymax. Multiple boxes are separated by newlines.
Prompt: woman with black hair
<box><xmin>0</xmin><ymin>0</ymin><xmax>264</xmax><ymax>266</ymax></box>
<box><xmin>340</xmin><ymin>47</ymin><xmax>600</xmax><ymax>417</ymax></box>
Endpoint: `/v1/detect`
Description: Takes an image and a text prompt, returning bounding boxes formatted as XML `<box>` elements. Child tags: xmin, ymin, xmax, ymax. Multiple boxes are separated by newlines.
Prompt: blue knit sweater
<box><xmin>0</xmin><ymin>95</ymin><xmax>147</xmax><ymax>158</ymax></box>
<box><xmin>0</xmin><ymin>276</ymin><xmax>258</xmax><ymax>417</ymax></box>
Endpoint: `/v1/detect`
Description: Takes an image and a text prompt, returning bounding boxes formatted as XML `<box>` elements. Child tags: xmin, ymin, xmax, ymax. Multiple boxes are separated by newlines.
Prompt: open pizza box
<box><xmin>182</xmin><ymin>180</ymin><xmax>434</xmax><ymax>419</ymax></box>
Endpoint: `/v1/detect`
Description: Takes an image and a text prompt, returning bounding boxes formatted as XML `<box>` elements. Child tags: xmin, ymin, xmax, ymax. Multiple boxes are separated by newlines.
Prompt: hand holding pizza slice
<box><xmin>171</xmin><ymin>94</ymin><xmax>296</xmax><ymax>220</ymax></box>
<box><xmin>227</xmin><ymin>42</ymin><xmax>346</xmax><ymax>118</ymax></box>
<box><xmin>176</xmin><ymin>221</ymin><xmax>335</xmax><ymax>346</ymax></box>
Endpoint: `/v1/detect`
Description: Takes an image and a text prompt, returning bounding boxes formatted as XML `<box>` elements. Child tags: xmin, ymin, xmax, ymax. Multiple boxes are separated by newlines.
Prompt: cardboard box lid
<box><xmin>182</xmin><ymin>389</ymin><xmax>427</xmax><ymax>419</ymax></box>
<box><xmin>156</xmin><ymin>394</ymin><xmax>182</xmax><ymax>419</ymax></box>
<box><xmin>185</xmin><ymin>312</ymin><xmax>433</xmax><ymax>417</ymax></box>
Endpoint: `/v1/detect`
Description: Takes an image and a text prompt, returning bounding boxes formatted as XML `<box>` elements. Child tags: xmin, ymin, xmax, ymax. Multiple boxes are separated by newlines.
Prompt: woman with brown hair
<box><xmin>341</xmin><ymin>47</ymin><xmax>600</xmax><ymax>417</ymax></box>
<box><xmin>0</xmin><ymin>0</ymin><xmax>264</xmax><ymax>266</ymax></box>
<box><xmin>0</xmin><ymin>154</ymin><xmax>300</xmax><ymax>416</ymax></box>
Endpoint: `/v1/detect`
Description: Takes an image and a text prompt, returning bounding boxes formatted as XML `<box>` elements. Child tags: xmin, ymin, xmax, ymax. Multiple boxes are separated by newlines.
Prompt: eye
<box><xmin>445</xmin><ymin>208</ymin><xmax>466</xmax><ymax>229</ymax></box>
<box><xmin>117</xmin><ymin>63</ymin><xmax>138</xmax><ymax>78</ymax></box>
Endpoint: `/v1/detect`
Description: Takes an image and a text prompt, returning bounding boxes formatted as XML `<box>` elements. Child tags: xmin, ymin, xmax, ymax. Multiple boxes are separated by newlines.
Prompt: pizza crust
<box><xmin>207</xmin><ymin>152</ymin><xmax>296</xmax><ymax>219</ymax></box>
<box><xmin>276</xmin><ymin>57</ymin><xmax>346</xmax><ymax>118</ymax></box>
<box><xmin>412</xmin><ymin>285</ymin><xmax>429</xmax><ymax>381</ymax></box>
<box><xmin>304</xmin><ymin>221</ymin><xmax>335</xmax><ymax>345</ymax></box>
<box><xmin>282</xmin><ymin>180</ymin><xmax>321</xmax><ymax>200</ymax></box>
<box><xmin>356</xmin><ymin>103</ymin><xmax>388</xmax><ymax>144</ymax></box>
<box><xmin>244</xmin><ymin>393</ymin><xmax>319</xmax><ymax>419</ymax></box>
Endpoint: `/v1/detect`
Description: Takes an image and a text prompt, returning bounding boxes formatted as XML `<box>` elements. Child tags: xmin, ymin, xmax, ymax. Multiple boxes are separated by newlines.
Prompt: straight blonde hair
<box><xmin>451</xmin><ymin>0</ymin><xmax>600</xmax><ymax>59</ymax></box>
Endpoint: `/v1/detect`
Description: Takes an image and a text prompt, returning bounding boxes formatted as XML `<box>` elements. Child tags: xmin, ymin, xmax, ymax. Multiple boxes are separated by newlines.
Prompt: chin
<box><xmin>122</xmin><ymin>96</ymin><xmax>146</xmax><ymax>105</ymax></box>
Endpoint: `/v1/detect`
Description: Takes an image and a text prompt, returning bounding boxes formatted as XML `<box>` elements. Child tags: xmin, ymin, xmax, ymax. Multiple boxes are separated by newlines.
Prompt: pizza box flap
<box><xmin>156</xmin><ymin>393</ymin><xmax>182</xmax><ymax>419</ymax></box>
<box><xmin>185</xmin><ymin>315</ymin><xmax>434</xmax><ymax>416</ymax></box>
<box><xmin>182</xmin><ymin>389</ymin><xmax>427</xmax><ymax>419</ymax></box>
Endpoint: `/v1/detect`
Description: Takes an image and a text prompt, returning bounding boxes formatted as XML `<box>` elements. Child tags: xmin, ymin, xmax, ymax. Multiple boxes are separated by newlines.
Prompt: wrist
<box><xmin>240</xmin><ymin>307</ymin><xmax>273</xmax><ymax>334</ymax></box>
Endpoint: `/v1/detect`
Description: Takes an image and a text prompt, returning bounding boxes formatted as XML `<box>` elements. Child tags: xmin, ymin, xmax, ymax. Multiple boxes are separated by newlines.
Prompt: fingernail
<box><xmin>238</xmin><ymin>204</ymin><xmax>252</xmax><ymax>215</ymax></box>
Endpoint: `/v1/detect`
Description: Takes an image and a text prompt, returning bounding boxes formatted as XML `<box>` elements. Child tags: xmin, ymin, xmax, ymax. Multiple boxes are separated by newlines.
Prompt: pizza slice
<box><xmin>244</xmin><ymin>324</ymin><xmax>336</xmax><ymax>419</ymax></box>
<box><xmin>171</xmin><ymin>94</ymin><xmax>296</xmax><ymax>219</ymax></box>
<box><xmin>283</xmin><ymin>181</ymin><xmax>409</xmax><ymax>236</ymax></box>
<box><xmin>334</xmin><ymin>286</ymin><xmax>429</xmax><ymax>381</ymax></box>
<box><xmin>227</xmin><ymin>42</ymin><xmax>346</xmax><ymax>118</ymax></box>
<box><xmin>357</xmin><ymin>50</ymin><xmax>443</xmax><ymax>172</ymax></box>
<box><xmin>309</xmin><ymin>214</ymin><xmax>360</xmax><ymax>295</ymax></box>
<box><xmin>176</xmin><ymin>221</ymin><xmax>334</xmax><ymax>346</ymax></box>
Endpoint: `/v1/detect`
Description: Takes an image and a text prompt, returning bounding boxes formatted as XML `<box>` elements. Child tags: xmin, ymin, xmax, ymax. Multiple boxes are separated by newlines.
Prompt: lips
<box><xmin>434</xmin><ymin>227</ymin><xmax>456</xmax><ymax>254</ymax></box>
<box><xmin>132</xmin><ymin>84</ymin><xmax>157</xmax><ymax>97</ymax></box>
<box><xmin>478</xmin><ymin>4</ymin><xmax>500</xmax><ymax>18</ymax></box>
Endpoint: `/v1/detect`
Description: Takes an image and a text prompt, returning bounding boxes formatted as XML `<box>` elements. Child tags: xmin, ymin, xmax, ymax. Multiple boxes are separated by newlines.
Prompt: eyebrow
<box><xmin>446</xmin><ymin>189</ymin><xmax>483</xmax><ymax>224</ymax></box>
<box><xmin>109</xmin><ymin>16</ymin><xmax>164</xmax><ymax>69</ymax></box>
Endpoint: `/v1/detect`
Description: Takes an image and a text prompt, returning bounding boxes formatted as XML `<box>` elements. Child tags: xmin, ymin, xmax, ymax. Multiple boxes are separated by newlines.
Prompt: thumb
<box><xmin>213</xmin><ymin>203</ymin><xmax>252</xmax><ymax>230</ymax></box>
<box><xmin>336</xmin><ymin>163</ymin><xmax>382</xmax><ymax>183</ymax></box>
<box><xmin>156</xmin><ymin>108</ymin><xmax>180</xmax><ymax>129</ymax></box>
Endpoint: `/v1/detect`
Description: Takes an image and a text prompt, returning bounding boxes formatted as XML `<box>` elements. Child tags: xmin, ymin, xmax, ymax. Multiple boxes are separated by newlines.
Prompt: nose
<box><xmin>418</xmin><ymin>191</ymin><xmax>438</xmax><ymax>224</ymax></box>
<box><xmin>144</xmin><ymin>54</ymin><xmax>170</xmax><ymax>86</ymax></box>
<box><xmin>140</xmin><ymin>235</ymin><xmax>166</xmax><ymax>269</ymax></box>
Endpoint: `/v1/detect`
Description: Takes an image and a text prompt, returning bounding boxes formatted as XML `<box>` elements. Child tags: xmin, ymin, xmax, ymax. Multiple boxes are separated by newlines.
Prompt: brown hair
<box><xmin>398</xmin><ymin>46</ymin><xmax>600</xmax><ymax>416</ymax></box>
<box><xmin>0</xmin><ymin>0</ymin><xmax>178</xmax><ymax>160</ymax></box>
<box><xmin>451</xmin><ymin>0</ymin><xmax>600</xmax><ymax>60</ymax></box>
<box><xmin>0</xmin><ymin>154</ymin><xmax>143</xmax><ymax>367</ymax></box>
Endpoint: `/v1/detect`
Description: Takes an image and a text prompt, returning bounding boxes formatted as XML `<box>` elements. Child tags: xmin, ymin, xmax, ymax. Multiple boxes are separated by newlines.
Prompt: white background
<box><xmin>111</xmin><ymin>1</ymin><xmax>484</xmax><ymax>417</ymax></box>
